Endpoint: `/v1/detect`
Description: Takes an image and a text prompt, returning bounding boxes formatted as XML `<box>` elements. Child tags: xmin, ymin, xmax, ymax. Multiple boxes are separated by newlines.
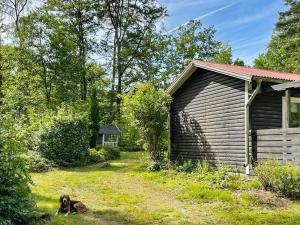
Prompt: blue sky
<box><xmin>159</xmin><ymin>0</ymin><xmax>285</xmax><ymax>65</ymax></box>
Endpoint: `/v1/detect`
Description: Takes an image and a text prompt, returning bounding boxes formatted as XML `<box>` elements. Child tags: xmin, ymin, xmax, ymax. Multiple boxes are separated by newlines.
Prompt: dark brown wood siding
<box><xmin>250</xmin><ymin>91</ymin><xmax>283</xmax><ymax>130</ymax></box>
<box><xmin>170</xmin><ymin>68</ymin><xmax>246</xmax><ymax>168</ymax></box>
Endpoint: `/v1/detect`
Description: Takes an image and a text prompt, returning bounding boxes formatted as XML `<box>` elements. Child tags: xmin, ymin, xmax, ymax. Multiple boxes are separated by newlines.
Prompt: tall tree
<box><xmin>254</xmin><ymin>0</ymin><xmax>300</xmax><ymax>73</ymax></box>
<box><xmin>42</xmin><ymin>0</ymin><xmax>98</xmax><ymax>101</ymax></box>
<box><xmin>132</xmin><ymin>20</ymin><xmax>230</xmax><ymax>87</ymax></box>
<box><xmin>214</xmin><ymin>44</ymin><xmax>233</xmax><ymax>64</ymax></box>
<box><xmin>89</xmin><ymin>87</ymin><xmax>100</xmax><ymax>148</ymax></box>
<box><xmin>0</xmin><ymin>0</ymin><xmax>28</xmax><ymax>32</ymax></box>
<box><xmin>97</xmin><ymin>0</ymin><xmax>166</xmax><ymax>119</ymax></box>
<box><xmin>233</xmin><ymin>58</ymin><xmax>245</xmax><ymax>66</ymax></box>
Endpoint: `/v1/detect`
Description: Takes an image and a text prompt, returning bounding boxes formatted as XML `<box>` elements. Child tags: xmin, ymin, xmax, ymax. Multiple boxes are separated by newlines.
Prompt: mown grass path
<box><xmin>31</xmin><ymin>152</ymin><xmax>300</xmax><ymax>225</ymax></box>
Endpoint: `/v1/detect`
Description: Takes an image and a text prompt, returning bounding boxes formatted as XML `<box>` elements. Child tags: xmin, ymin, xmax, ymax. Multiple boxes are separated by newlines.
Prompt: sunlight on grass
<box><xmin>31</xmin><ymin>152</ymin><xmax>300</xmax><ymax>225</ymax></box>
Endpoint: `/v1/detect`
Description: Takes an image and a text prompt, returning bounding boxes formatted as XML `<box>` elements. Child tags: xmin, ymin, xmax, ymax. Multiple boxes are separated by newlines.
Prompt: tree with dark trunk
<box><xmin>97</xmin><ymin>0</ymin><xmax>166</xmax><ymax>120</ymax></box>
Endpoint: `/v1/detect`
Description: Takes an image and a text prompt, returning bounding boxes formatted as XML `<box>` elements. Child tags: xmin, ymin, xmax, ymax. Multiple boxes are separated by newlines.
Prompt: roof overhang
<box><xmin>269</xmin><ymin>80</ymin><xmax>300</xmax><ymax>91</ymax></box>
<box><xmin>166</xmin><ymin>62</ymin><xmax>252</xmax><ymax>95</ymax></box>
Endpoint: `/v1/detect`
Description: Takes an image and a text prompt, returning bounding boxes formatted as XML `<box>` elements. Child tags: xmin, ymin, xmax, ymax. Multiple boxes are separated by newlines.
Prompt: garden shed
<box><xmin>167</xmin><ymin>61</ymin><xmax>300</xmax><ymax>174</ymax></box>
<box><xmin>97</xmin><ymin>125</ymin><xmax>121</xmax><ymax>147</ymax></box>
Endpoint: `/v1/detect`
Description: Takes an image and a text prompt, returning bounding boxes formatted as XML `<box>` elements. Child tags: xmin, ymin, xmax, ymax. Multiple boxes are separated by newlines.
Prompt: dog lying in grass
<box><xmin>56</xmin><ymin>195</ymin><xmax>87</xmax><ymax>217</ymax></box>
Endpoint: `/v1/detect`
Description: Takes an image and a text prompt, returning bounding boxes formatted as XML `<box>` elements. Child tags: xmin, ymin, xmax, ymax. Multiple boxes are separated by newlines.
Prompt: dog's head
<box><xmin>59</xmin><ymin>195</ymin><xmax>70</xmax><ymax>206</ymax></box>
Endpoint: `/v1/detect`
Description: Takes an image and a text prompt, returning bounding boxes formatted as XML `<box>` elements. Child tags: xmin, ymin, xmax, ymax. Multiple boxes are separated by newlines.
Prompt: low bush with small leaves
<box><xmin>171</xmin><ymin>160</ymin><xmax>250</xmax><ymax>190</ymax></box>
<box><xmin>96</xmin><ymin>146</ymin><xmax>121</xmax><ymax>160</ymax></box>
<box><xmin>172</xmin><ymin>160</ymin><xmax>199</xmax><ymax>173</ymax></box>
<box><xmin>24</xmin><ymin>151</ymin><xmax>54</xmax><ymax>173</ymax></box>
<box><xmin>255</xmin><ymin>160</ymin><xmax>300</xmax><ymax>198</ymax></box>
<box><xmin>87</xmin><ymin>148</ymin><xmax>106</xmax><ymax>163</ymax></box>
<box><xmin>87</xmin><ymin>146</ymin><xmax>121</xmax><ymax>164</ymax></box>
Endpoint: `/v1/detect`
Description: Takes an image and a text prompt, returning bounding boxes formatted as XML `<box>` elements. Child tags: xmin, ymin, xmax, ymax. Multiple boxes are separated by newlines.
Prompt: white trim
<box><xmin>245</xmin><ymin>81</ymin><xmax>250</xmax><ymax>175</ymax></box>
<box><xmin>282</xmin><ymin>96</ymin><xmax>300</xmax><ymax>128</ymax></box>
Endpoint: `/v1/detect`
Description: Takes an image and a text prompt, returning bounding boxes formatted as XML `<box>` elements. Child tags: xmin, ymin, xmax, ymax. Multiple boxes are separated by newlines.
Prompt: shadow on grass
<box><xmin>33</xmin><ymin>193</ymin><xmax>58</xmax><ymax>204</ymax></box>
<box><xmin>58</xmin><ymin>162</ymin><xmax>132</xmax><ymax>173</ymax></box>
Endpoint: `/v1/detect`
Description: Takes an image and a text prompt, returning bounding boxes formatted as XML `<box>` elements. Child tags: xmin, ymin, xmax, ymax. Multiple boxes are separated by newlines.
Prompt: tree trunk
<box><xmin>109</xmin><ymin>27</ymin><xmax>119</xmax><ymax>122</ymax></box>
<box><xmin>116</xmin><ymin>40</ymin><xmax>122</xmax><ymax>119</ymax></box>
<box><xmin>77</xmin><ymin>8</ymin><xmax>87</xmax><ymax>101</ymax></box>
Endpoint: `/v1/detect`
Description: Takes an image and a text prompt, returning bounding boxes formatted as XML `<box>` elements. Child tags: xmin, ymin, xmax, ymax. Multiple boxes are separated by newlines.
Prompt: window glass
<box><xmin>290</xmin><ymin>101</ymin><xmax>300</xmax><ymax>127</ymax></box>
<box><xmin>104</xmin><ymin>134</ymin><xmax>117</xmax><ymax>142</ymax></box>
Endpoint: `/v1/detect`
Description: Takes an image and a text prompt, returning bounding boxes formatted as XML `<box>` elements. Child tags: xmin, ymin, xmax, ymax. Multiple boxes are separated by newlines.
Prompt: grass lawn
<box><xmin>31</xmin><ymin>152</ymin><xmax>300</xmax><ymax>225</ymax></box>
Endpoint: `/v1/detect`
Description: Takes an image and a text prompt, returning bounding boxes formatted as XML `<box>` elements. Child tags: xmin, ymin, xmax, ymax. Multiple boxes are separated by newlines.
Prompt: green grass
<box><xmin>31</xmin><ymin>152</ymin><xmax>300</xmax><ymax>225</ymax></box>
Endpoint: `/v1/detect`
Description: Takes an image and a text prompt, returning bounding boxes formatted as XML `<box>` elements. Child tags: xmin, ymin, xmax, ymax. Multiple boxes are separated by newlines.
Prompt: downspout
<box><xmin>245</xmin><ymin>80</ymin><xmax>262</xmax><ymax>175</ymax></box>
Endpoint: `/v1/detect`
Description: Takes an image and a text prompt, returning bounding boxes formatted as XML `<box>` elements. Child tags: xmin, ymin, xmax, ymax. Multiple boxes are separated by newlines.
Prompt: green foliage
<box><xmin>255</xmin><ymin>160</ymin><xmax>300</xmax><ymax>198</ymax></box>
<box><xmin>254</xmin><ymin>0</ymin><xmax>300</xmax><ymax>73</ymax></box>
<box><xmin>38</xmin><ymin>115</ymin><xmax>90</xmax><ymax>167</ymax></box>
<box><xmin>89</xmin><ymin>88</ymin><xmax>100</xmax><ymax>148</ymax></box>
<box><xmin>96</xmin><ymin>146</ymin><xmax>121</xmax><ymax>161</ymax></box>
<box><xmin>87</xmin><ymin>146</ymin><xmax>121</xmax><ymax>164</ymax></box>
<box><xmin>172</xmin><ymin>160</ymin><xmax>199</xmax><ymax>173</ymax></box>
<box><xmin>171</xmin><ymin>160</ymin><xmax>251</xmax><ymax>190</ymax></box>
<box><xmin>0</xmin><ymin>116</ymin><xmax>35</xmax><ymax>225</ymax></box>
<box><xmin>119</xmin><ymin>109</ymin><xmax>142</xmax><ymax>150</ymax></box>
<box><xmin>123</xmin><ymin>83</ymin><xmax>171</xmax><ymax>162</ymax></box>
<box><xmin>87</xmin><ymin>148</ymin><xmax>106</xmax><ymax>163</ymax></box>
<box><xmin>233</xmin><ymin>58</ymin><xmax>245</xmax><ymax>66</ymax></box>
<box><xmin>23</xmin><ymin>151</ymin><xmax>54</xmax><ymax>173</ymax></box>
<box><xmin>214</xmin><ymin>44</ymin><xmax>233</xmax><ymax>64</ymax></box>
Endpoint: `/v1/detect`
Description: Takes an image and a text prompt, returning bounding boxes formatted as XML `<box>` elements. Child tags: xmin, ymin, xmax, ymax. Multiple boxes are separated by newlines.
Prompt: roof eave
<box><xmin>166</xmin><ymin>62</ymin><xmax>252</xmax><ymax>95</ymax></box>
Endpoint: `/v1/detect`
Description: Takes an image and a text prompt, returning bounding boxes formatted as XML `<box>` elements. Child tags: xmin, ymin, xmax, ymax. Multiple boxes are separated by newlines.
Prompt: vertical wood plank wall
<box><xmin>170</xmin><ymin>69</ymin><xmax>246</xmax><ymax>168</ymax></box>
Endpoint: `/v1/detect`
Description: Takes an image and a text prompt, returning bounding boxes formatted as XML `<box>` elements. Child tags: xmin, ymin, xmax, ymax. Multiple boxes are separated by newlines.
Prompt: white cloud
<box><xmin>234</xmin><ymin>37</ymin><xmax>269</xmax><ymax>50</ymax></box>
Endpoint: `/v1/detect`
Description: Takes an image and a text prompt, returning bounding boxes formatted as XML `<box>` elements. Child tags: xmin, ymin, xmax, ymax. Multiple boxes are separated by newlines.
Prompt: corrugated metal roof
<box><xmin>167</xmin><ymin>60</ymin><xmax>300</xmax><ymax>95</ymax></box>
<box><xmin>98</xmin><ymin>125</ymin><xmax>121</xmax><ymax>135</ymax></box>
<box><xmin>193</xmin><ymin>60</ymin><xmax>300</xmax><ymax>81</ymax></box>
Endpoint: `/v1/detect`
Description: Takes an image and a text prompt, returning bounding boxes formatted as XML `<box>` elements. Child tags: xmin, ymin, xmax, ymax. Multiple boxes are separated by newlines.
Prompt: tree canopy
<box><xmin>254</xmin><ymin>0</ymin><xmax>300</xmax><ymax>73</ymax></box>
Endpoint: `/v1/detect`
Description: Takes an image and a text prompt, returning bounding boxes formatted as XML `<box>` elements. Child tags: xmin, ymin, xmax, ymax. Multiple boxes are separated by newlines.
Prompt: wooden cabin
<box><xmin>167</xmin><ymin>61</ymin><xmax>300</xmax><ymax>174</ymax></box>
<box><xmin>97</xmin><ymin>125</ymin><xmax>121</xmax><ymax>147</ymax></box>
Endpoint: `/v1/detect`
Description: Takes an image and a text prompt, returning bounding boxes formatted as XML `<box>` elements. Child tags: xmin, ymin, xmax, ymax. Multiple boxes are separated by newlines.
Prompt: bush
<box><xmin>96</xmin><ymin>146</ymin><xmax>121</xmax><ymax>160</ymax></box>
<box><xmin>87</xmin><ymin>146</ymin><xmax>121</xmax><ymax>164</ymax></box>
<box><xmin>38</xmin><ymin>117</ymin><xmax>90</xmax><ymax>167</ymax></box>
<box><xmin>172</xmin><ymin>160</ymin><xmax>199</xmax><ymax>173</ymax></box>
<box><xmin>23</xmin><ymin>151</ymin><xmax>54</xmax><ymax>173</ymax></box>
<box><xmin>87</xmin><ymin>148</ymin><xmax>106</xmax><ymax>163</ymax></box>
<box><xmin>171</xmin><ymin>160</ymin><xmax>249</xmax><ymax>190</ymax></box>
<box><xmin>255</xmin><ymin>160</ymin><xmax>300</xmax><ymax>198</ymax></box>
<box><xmin>0</xmin><ymin>116</ymin><xmax>35</xmax><ymax>224</ymax></box>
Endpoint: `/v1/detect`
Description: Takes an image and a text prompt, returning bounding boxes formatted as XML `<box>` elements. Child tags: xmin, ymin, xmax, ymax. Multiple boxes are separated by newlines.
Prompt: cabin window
<box><xmin>104</xmin><ymin>134</ymin><xmax>118</xmax><ymax>142</ymax></box>
<box><xmin>290</xmin><ymin>97</ymin><xmax>300</xmax><ymax>127</ymax></box>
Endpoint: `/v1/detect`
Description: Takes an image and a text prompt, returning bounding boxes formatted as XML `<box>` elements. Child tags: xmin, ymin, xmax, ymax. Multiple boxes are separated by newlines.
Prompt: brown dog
<box><xmin>55</xmin><ymin>195</ymin><xmax>87</xmax><ymax>217</ymax></box>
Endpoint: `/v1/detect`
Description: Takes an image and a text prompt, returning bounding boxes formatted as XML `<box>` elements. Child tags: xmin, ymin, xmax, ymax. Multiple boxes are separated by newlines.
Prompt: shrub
<box><xmin>38</xmin><ymin>116</ymin><xmax>90</xmax><ymax>167</ymax></box>
<box><xmin>87</xmin><ymin>148</ymin><xmax>106</xmax><ymax>163</ymax></box>
<box><xmin>172</xmin><ymin>160</ymin><xmax>199</xmax><ymax>173</ymax></box>
<box><xmin>87</xmin><ymin>146</ymin><xmax>121</xmax><ymax>164</ymax></box>
<box><xmin>122</xmin><ymin>83</ymin><xmax>171</xmax><ymax>162</ymax></box>
<box><xmin>0</xmin><ymin>116</ymin><xmax>35</xmax><ymax>224</ymax></box>
<box><xmin>96</xmin><ymin>146</ymin><xmax>121</xmax><ymax>160</ymax></box>
<box><xmin>255</xmin><ymin>160</ymin><xmax>300</xmax><ymax>198</ymax></box>
<box><xmin>23</xmin><ymin>151</ymin><xmax>54</xmax><ymax>173</ymax></box>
